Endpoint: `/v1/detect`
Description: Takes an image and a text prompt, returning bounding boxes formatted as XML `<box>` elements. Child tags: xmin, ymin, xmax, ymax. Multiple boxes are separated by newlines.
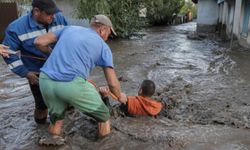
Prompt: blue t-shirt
<box><xmin>41</xmin><ymin>26</ymin><xmax>114</xmax><ymax>81</ymax></box>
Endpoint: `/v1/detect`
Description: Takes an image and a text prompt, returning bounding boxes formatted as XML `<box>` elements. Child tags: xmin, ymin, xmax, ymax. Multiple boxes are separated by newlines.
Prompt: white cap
<box><xmin>90</xmin><ymin>14</ymin><xmax>117</xmax><ymax>36</ymax></box>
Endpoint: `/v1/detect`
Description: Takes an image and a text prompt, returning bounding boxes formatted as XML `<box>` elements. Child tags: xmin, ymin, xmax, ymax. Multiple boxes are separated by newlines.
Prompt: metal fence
<box><xmin>67</xmin><ymin>18</ymin><xmax>89</xmax><ymax>27</ymax></box>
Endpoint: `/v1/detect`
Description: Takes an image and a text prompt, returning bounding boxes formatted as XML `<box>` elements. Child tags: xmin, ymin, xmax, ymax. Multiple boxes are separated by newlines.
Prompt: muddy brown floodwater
<box><xmin>1</xmin><ymin>22</ymin><xmax>250</xmax><ymax>150</ymax></box>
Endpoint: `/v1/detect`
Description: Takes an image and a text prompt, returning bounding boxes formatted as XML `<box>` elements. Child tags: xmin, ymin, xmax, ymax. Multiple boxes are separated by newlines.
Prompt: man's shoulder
<box><xmin>54</xmin><ymin>12</ymin><xmax>68</xmax><ymax>25</ymax></box>
<box><xmin>61</xmin><ymin>26</ymin><xmax>85</xmax><ymax>34</ymax></box>
<box><xmin>54</xmin><ymin>12</ymin><xmax>65</xmax><ymax>18</ymax></box>
<box><xmin>81</xmin><ymin>28</ymin><xmax>104</xmax><ymax>42</ymax></box>
<box><xmin>7</xmin><ymin>14</ymin><xmax>29</xmax><ymax>31</ymax></box>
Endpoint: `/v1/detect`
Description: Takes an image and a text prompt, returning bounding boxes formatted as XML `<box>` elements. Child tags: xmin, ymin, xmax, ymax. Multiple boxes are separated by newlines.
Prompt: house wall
<box><xmin>222</xmin><ymin>1</ymin><xmax>228</xmax><ymax>25</ymax></box>
<box><xmin>198</xmin><ymin>0</ymin><xmax>250</xmax><ymax>48</ymax></box>
<box><xmin>241</xmin><ymin>0</ymin><xmax>250</xmax><ymax>48</ymax></box>
<box><xmin>226</xmin><ymin>4</ymin><xmax>234</xmax><ymax>35</ymax></box>
<box><xmin>233</xmin><ymin>0</ymin><xmax>242</xmax><ymax>38</ymax></box>
<box><xmin>218</xmin><ymin>3</ymin><xmax>226</xmax><ymax>38</ymax></box>
<box><xmin>218</xmin><ymin>4</ymin><xmax>223</xmax><ymax>23</ymax></box>
<box><xmin>239</xmin><ymin>2</ymin><xmax>244</xmax><ymax>35</ymax></box>
<box><xmin>218</xmin><ymin>1</ymin><xmax>231</xmax><ymax>38</ymax></box>
<box><xmin>226</xmin><ymin>0</ymin><xmax>250</xmax><ymax>48</ymax></box>
<box><xmin>218</xmin><ymin>1</ymin><xmax>241</xmax><ymax>38</ymax></box>
<box><xmin>197</xmin><ymin>0</ymin><xmax>218</xmax><ymax>32</ymax></box>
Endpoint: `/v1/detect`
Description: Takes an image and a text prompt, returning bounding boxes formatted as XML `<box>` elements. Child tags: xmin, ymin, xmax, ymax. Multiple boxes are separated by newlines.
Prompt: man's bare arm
<box><xmin>34</xmin><ymin>32</ymin><xmax>57</xmax><ymax>54</ymax></box>
<box><xmin>103</xmin><ymin>67</ymin><xmax>127</xmax><ymax>103</ymax></box>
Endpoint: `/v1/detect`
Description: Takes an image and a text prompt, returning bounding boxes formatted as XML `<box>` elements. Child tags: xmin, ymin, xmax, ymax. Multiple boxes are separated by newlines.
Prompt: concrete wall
<box><xmin>227</xmin><ymin>0</ymin><xmax>250</xmax><ymax>48</ymax></box>
<box><xmin>239</xmin><ymin>1</ymin><xmax>244</xmax><ymax>35</ymax></box>
<box><xmin>226</xmin><ymin>4</ymin><xmax>234</xmax><ymax>35</ymax></box>
<box><xmin>222</xmin><ymin>1</ymin><xmax>228</xmax><ymax>25</ymax></box>
<box><xmin>218</xmin><ymin>2</ymin><xmax>228</xmax><ymax>39</ymax></box>
<box><xmin>233</xmin><ymin>0</ymin><xmax>242</xmax><ymax>38</ymax></box>
<box><xmin>242</xmin><ymin>0</ymin><xmax>250</xmax><ymax>48</ymax></box>
<box><xmin>202</xmin><ymin>0</ymin><xmax>250</xmax><ymax>48</ymax></box>
<box><xmin>218</xmin><ymin>1</ymin><xmax>241</xmax><ymax>38</ymax></box>
<box><xmin>197</xmin><ymin>0</ymin><xmax>218</xmax><ymax>32</ymax></box>
<box><xmin>224</xmin><ymin>0</ymin><xmax>250</xmax><ymax>48</ymax></box>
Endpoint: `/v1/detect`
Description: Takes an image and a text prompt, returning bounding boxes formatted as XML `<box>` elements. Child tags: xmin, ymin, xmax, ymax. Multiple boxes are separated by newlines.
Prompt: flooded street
<box><xmin>1</xmin><ymin>22</ymin><xmax>250</xmax><ymax>149</ymax></box>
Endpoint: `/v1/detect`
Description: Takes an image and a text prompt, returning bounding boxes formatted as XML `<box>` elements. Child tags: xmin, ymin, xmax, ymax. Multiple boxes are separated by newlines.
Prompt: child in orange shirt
<box><xmin>99</xmin><ymin>80</ymin><xmax>162</xmax><ymax>116</ymax></box>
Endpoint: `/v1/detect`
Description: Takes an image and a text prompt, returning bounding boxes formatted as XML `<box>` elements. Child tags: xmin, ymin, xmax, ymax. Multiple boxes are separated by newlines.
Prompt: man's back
<box><xmin>41</xmin><ymin>26</ymin><xmax>114</xmax><ymax>81</ymax></box>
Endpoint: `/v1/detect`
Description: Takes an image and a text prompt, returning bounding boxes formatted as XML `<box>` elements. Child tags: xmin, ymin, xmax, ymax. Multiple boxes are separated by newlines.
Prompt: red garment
<box><xmin>87</xmin><ymin>79</ymin><xmax>97</xmax><ymax>87</ymax></box>
<box><xmin>127</xmin><ymin>96</ymin><xmax>162</xmax><ymax>116</ymax></box>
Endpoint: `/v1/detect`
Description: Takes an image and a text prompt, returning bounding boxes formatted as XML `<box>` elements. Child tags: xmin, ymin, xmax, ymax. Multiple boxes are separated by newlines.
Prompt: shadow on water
<box><xmin>1</xmin><ymin>22</ymin><xmax>250</xmax><ymax>149</ymax></box>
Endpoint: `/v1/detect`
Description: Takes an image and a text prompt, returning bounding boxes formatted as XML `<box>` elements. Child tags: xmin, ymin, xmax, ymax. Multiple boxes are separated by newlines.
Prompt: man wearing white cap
<box><xmin>34</xmin><ymin>14</ymin><xmax>126</xmax><ymax>138</ymax></box>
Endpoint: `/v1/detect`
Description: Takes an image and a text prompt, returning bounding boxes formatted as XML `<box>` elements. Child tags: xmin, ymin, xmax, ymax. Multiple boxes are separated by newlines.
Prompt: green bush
<box><xmin>145</xmin><ymin>0</ymin><xmax>185</xmax><ymax>25</ymax></box>
<box><xmin>76</xmin><ymin>0</ymin><xmax>184</xmax><ymax>37</ymax></box>
<box><xmin>179</xmin><ymin>0</ymin><xmax>197</xmax><ymax>19</ymax></box>
<box><xmin>77</xmin><ymin>0</ymin><xmax>143</xmax><ymax>38</ymax></box>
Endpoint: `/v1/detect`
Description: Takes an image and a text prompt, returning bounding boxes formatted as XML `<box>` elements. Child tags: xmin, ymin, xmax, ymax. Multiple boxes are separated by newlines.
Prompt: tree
<box><xmin>77</xmin><ymin>0</ymin><xmax>143</xmax><ymax>38</ymax></box>
<box><xmin>145</xmin><ymin>0</ymin><xmax>185</xmax><ymax>25</ymax></box>
<box><xmin>180</xmin><ymin>0</ymin><xmax>197</xmax><ymax>19</ymax></box>
<box><xmin>76</xmin><ymin>0</ymin><xmax>185</xmax><ymax>37</ymax></box>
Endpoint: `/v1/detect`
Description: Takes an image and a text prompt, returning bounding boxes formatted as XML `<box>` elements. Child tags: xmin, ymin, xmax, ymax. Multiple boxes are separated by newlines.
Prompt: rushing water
<box><xmin>1</xmin><ymin>22</ymin><xmax>250</xmax><ymax>150</ymax></box>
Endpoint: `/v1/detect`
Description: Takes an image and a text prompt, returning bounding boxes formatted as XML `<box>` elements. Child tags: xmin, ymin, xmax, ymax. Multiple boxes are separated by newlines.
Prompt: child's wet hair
<box><xmin>140</xmin><ymin>80</ymin><xmax>155</xmax><ymax>97</ymax></box>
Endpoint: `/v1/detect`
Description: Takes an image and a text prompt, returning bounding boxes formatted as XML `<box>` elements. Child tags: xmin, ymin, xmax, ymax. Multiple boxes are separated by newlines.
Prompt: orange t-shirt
<box><xmin>127</xmin><ymin>96</ymin><xmax>162</xmax><ymax>116</ymax></box>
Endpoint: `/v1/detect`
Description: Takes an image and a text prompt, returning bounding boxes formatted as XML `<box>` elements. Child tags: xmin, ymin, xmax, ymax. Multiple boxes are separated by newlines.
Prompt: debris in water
<box><xmin>38</xmin><ymin>134</ymin><xmax>66</xmax><ymax>146</ymax></box>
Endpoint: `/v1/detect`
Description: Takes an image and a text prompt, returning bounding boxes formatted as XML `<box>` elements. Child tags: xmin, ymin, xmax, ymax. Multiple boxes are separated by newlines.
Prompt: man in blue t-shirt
<box><xmin>34</xmin><ymin>14</ymin><xmax>126</xmax><ymax>138</ymax></box>
<box><xmin>1</xmin><ymin>0</ymin><xmax>68</xmax><ymax>124</ymax></box>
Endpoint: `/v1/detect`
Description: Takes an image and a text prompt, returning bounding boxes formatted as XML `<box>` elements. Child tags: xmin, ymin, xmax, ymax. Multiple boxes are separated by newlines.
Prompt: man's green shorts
<box><xmin>39</xmin><ymin>73</ymin><xmax>110</xmax><ymax>124</ymax></box>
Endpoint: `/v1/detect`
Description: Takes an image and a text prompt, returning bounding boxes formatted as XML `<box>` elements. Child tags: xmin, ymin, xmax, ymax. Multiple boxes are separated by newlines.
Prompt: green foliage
<box><xmin>0</xmin><ymin>0</ymin><xmax>31</xmax><ymax>2</ymax></box>
<box><xmin>145</xmin><ymin>0</ymin><xmax>185</xmax><ymax>25</ymax></box>
<box><xmin>76</xmin><ymin>0</ymin><xmax>185</xmax><ymax>37</ymax></box>
<box><xmin>180</xmin><ymin>0</ymin><xmax>197</xmax><ymax>18</ymax></box>
<box><xmin>76</xmin><ymin>0</ymin><xmax>143</xmax><ymax>38</ymax></box>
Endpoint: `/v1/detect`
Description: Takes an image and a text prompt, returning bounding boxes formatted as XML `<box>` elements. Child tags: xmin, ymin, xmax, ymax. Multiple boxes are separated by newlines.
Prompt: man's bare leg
<box><xmin>39</xmin><ymin>119</ymin><xmax>65</xmax><ymax>145</ymax></box>
<box><xmin>48</xmin><ymin>120</ymin><xmax>64</xmax><ymax>135</ymax></box>
<box><xmin>98</xmin><ymin>120</ymin><xmax>111</xmax><ymax>137</ymax></box>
